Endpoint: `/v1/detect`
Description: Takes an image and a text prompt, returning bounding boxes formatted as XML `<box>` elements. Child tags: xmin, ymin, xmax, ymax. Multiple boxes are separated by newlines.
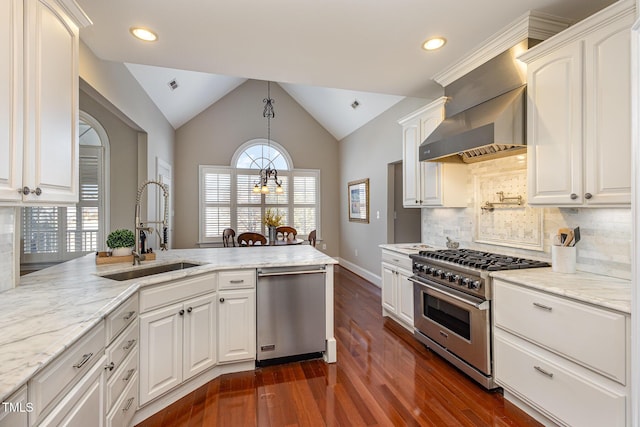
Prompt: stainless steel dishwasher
<box><xmin>256</xmin><ymin>265</ymin><xmax>326</xmax><ymax>364</ymax></box>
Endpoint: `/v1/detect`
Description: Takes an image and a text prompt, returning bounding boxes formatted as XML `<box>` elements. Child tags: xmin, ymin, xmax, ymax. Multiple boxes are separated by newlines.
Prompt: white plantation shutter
<box><xmin>293</xmin><ymin>171</ymin><xmax>319</xmax><ymax>236</ymax></box>
<box><xmin>201</xmin><ymin>166</ymin><xmax>232</xmax><ymax>239</ymax></box>
<box><xmin>23</xmin><ymin>207</ymin><xmax>59</xmax><ymax>254</ymax></box>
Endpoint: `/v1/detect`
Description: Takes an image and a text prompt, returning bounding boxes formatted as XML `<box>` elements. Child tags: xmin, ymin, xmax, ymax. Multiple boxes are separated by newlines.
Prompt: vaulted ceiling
<box><xmin>76</xmin><ymin>0</ymin><xmax>615</xmax><ymax>140</ymax></box>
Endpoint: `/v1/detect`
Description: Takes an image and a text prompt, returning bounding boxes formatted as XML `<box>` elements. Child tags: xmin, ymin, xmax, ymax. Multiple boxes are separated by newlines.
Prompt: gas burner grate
<box><xmin>416</xmin><ymin>249</ymin><xmax>549</xmax><ymax>271</ymax></box>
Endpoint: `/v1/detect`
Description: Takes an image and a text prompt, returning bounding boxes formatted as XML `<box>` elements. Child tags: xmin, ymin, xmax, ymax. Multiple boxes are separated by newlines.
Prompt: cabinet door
<box><xmin>381</xmin><ymin>263</ymin><xmax>397</xmax><ymax>313</ymax></box>
<box><xmin>583</xmin><ymin>17</ymin><xmax>632</xmax><ymax>205</ymax></box>
<box><xmin>0</xmin><ymin>0</ymin><xmax>22</xmax><ymax>202</ymax></box>
<box><xmin>421</xmin><ymin>162</ymin><xmax>443</xmax><ymax>206</ymax></box>
<box><xmin>527</xmin><ymin>41</ymin><xmax>583</xmax><ymax>205</ymax></box>
<box><xmin>401</xmin><ymin>119</ymin><xmax>421</xmax><ymax>207</ymax></box>
<box><xmin>23</xmin><ymin>0</ymin><xmax>79</xmax><ymax>203</ymax></box>
<box><xmin>183</xmin><ymin>293</ymin><xmax>217</xmax><ymax>380</ymax></box>
<box><xmin>218</xmin><ymin>289</ymin><xmax>256</xmax><ymax>363</ymax></box>
<box><xmin>139</xmin><ymin>302</ymin><xmax>183</xmax><ymax>405</ymax></box>
<box><xmin>397</xmin><ymin>269</ymin><xmax>414</xmax><ymax>327</ymax></box>
<box><xmin>0</xmin><ymin>386</ymin><xmax>28</xmax><ymax>427</ymax></box>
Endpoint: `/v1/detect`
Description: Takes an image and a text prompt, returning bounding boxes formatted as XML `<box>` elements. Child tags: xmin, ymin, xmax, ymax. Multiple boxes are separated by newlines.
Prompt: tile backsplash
<box><xmin>0</xmin><ymin>207</ymin><xmax>16</xmax><ymax>291</ymax></box>
<box><xmin>421</xmin><ymin>156</ymin><xmax>632</xmax><ymax>280</ymax></box>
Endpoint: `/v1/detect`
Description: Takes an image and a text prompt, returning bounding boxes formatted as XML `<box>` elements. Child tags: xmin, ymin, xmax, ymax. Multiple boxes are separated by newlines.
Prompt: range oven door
<box><xmin>411</xmin><ymin>277</ymin><xmax>491</xmax><ymax>375</ymax></box>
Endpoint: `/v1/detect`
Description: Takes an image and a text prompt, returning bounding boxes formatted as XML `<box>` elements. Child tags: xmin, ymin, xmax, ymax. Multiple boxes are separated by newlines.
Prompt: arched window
<box><xmin>21</xmin><ymin>112</ymin><xmax>109</xmax><ymax>268</ymax></box>
<box><xmin>199</xmin><ymin>140</ymin><xmax>320</xmax><ymax>244</ymax></box>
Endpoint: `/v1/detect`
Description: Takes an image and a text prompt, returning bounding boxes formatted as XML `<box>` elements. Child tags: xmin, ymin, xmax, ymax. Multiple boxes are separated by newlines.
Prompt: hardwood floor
<box><xmin>136</xmin><ymin>266</ymin><xmax>541</xmax><ymax>426</ymax></box>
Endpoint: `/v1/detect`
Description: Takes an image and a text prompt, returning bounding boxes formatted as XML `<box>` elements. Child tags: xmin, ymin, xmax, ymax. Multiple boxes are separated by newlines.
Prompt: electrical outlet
<box><xmin>322</xmin><ymin>243</ymin><xmax>326</xmax><ymax>250</ymax></box>
<box><xmin>355</xmin><ymin>249</ymin><xmax>358</xmax><ymax>257</ymax></box>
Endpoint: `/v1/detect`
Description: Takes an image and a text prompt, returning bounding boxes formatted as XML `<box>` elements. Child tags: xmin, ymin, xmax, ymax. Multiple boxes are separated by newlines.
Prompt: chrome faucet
<box><xmin>134</xmin><ymin>180</ymin><xmax>169</xmax><ymax>265</ymax></box>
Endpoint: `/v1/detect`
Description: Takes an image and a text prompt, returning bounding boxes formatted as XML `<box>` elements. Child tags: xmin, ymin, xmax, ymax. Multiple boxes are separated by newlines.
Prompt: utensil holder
<box><xmin>551</xmin><ymin>245</ymin><xmax>576</xmax><ymax>273</ymax></box>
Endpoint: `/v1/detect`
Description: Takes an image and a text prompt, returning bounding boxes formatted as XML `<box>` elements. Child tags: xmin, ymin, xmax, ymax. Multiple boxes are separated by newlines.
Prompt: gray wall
<box><xmin>173</xmin><ymin>80</ymin><xmax>340</xmax><ymax>255</ymax></box>
<box><xmin>80</xmin><ymin>90</ymin><xmax>138</xmax><ymax>233</ymax></box>
<box><xmin>338</xmin><ymin>97</ymin><xmax>432</xmax><ymax>280</ymax></box>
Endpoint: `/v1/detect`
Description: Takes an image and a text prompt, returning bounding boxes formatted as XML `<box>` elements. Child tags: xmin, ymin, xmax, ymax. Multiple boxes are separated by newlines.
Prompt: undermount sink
<box><xmin>101</xmin><ymin>262</ymin><xmax>200</xmax><ymax>281</ymax></box>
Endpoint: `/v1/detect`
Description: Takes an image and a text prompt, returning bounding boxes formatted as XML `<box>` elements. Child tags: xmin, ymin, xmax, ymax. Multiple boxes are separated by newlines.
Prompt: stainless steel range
<box><xmin>409</xmin><ymin>249</ymin><xmax>549</xmax><ymax>389</ymax></box>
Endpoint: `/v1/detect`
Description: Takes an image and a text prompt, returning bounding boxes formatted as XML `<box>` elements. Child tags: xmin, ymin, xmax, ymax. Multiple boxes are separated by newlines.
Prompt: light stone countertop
<box><xmin>379</xmin><ymin>243</ymin><xmax>435</xmax><ymax>256</ymax></box>
<box><xmin>0</xmin><ymin>246</ymin><xmax>336</xmax><ymax>402</ymax></box>
<box><xmin>490</xmin><ymin>267</ymin><xmax>631</xmax><ymax>314</ymax></box>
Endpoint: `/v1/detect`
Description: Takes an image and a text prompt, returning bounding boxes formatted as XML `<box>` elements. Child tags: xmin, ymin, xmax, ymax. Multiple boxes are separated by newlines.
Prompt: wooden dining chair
<box><xmin>276</xmin><ymin>226</ymin><xmax>297</xmax><ymax>241</ymax></box>
<box><xmin>237</xmin><ymin>232</ymin><xmax>267</xmax><ymax>246</ymax></box>
<box><xmin>222</xmin><ymin>228</ymin><xmax>236</xmax><ymax>247</ymax></box>
<box><xmin>308</xmin><ymin>229</ymin><xmax>317</xmax><ymax>247</ymax></box>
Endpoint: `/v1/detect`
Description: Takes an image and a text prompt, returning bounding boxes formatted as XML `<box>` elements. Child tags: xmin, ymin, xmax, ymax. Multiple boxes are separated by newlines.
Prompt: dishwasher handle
<box><xmin>257</xmin><ymin>267</ymin><xmax>326</xmax><ymax>277</ymax></box>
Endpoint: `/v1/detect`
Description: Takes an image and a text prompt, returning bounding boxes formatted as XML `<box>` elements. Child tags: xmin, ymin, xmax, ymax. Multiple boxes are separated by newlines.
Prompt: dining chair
<box><xmin>276</xmin><ymin>226</ymin><xmax>297</xmax><ymax>241</ymax></box>
<box><xmin>308</xmin><ymin>229</ymin><xmax>317</xmax><ymax>247</ymax></box>
<box><xmin>237</xmin><ymin>232</ymin><xmax>267</xmax><ymax>246</ymax></box>
<box><xmin>222</xmin><ymin>228</ymin><xmax>236</xmax><ymax>247</ymax></box>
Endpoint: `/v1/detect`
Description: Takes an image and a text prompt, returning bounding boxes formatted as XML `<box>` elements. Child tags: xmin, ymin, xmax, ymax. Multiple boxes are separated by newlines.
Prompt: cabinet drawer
<box><xmin>381</xmin><ymin>250</ymin><xmax>412</xmax><ymax>271</ymax></box>
<box><xmin>495</xmin><ymin>332</ymin><xmax>626</xmax><ymax>427</ymax></box>
<box><xmin>0</xmin><ymin>386</ymin><xmax>28</xmax><ymax>427</ymax></box>
<box><xmin>105</xmin><ymin>319</ymin><xmax>138</xmax><ymax>380</ymax></box>
<box><xmin>219</xmin><ymin>269</ymin><xmax>255</xmax><ymax>290</ymax></box>
<box><xmin>140</xmin><ymin>273</ymin><xmax>216</xmax><ymax>313</ymax></box>
<box><xmin>105</xmin><ymin>372</ymin><xmax>138</xmax><ymax>427</ymax></box>
<box><xmin>29</xmin><ymin>322</ymin><xmax>105</xmax><ymax>424</ymax></box>
<box><xmin>106</xmin><ymin>293</ymin><xmax>138</xmax><ymax>345</ymax></box>
<box><xmin>106</xmin><ymin>348</ymin><xmax>138</xmax><ymax>413</ymax></box>
<box><xmin>493</xmin><ymin>280</ymin><xmax>626</xmax><ymax>383</ymax></box>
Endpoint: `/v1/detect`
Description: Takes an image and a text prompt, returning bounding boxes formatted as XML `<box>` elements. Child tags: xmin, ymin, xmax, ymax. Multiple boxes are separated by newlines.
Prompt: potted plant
<box><xmin>106</xmin><ymin>229</ymin><xmax>136</xmax><ymax>257</ymax></box>
<box><xmin>262</xmin><ymin>208</ymin><xmax>283</xmax><ymax>242</ymax></box>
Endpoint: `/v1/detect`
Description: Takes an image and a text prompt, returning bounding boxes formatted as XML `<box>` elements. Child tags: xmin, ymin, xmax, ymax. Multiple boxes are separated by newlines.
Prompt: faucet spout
<box><xmin>135</xmin><ymin>180</ymin><xmax>170</xmax><ymax>257</ymax></box>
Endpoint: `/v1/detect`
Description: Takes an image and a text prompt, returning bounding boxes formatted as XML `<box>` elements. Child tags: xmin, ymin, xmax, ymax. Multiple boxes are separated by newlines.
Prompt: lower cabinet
<box><xmin>0</xmin><ymin>386</ymin><xmax>29</xmax><ymax>427</ymax></box>
<box><xmin>139</xmin><ymin>291</ymin><xmax>217</xmax><ymax>405</ymax></box>
<box><xmin>380</xmin><ymin>250</ymin><xmax>414</xmax><ymax>331</ymax></box>
<box><xmin>218</xmin><ymin>288</ymin><xmax>255</xmax><ymax>363</ymax></box>
<box><xmin>493</xmin><ymin>278</ymin><xmax>629</xmax><ymax>426</ymax></box>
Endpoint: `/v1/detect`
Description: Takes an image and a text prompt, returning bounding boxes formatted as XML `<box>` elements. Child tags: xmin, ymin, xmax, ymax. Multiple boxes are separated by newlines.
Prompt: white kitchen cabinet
<box><xmin>398</xmin><ymin>98</ymin><xmax>468</xmax><ymax>208</ymax></box>
<box><xmin>0</xmin><ymin>386</ymin><xmax>29</xmax><ymax>427</ymax></box>
<box><xmin>0</xmin><ymin>0</ymin><xmax>89</xmax><ymax>204</ymax></box>
<box><xmin>493</xmin><ymin>278</ymin><xmax>629</xmax><ymax>426</ymax></box>
<box><xmin>381</xmin><ymin>249</ymin><xmax>414</xmax><ymax>331</ymax></box>
<box><xmin>521</xmin><ymin>0</ymin><xmax>635</xmax><ymax>206</ymax></box>
<box><xmin>218</xmin><ymin>288</ymin><xmax>256</xmax><ymax>363</ymax></box>
<box><xmin>139</xmin><ymin>289</ymin><xmax>217</xmax><ymax>405</ymax></box>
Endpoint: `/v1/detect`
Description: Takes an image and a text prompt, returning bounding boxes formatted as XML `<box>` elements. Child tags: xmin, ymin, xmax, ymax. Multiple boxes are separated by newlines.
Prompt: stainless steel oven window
<box><xmin>423</xmin><ymin>294</ymin><xmax>471</xmax><ymax>340</ymax></box>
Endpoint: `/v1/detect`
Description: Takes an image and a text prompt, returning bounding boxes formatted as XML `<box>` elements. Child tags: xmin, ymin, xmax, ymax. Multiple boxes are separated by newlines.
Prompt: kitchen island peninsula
<box><xmin>0</xmin><ymin>246</ymin><xmax>336</xmax><ymax>426</ymax></box>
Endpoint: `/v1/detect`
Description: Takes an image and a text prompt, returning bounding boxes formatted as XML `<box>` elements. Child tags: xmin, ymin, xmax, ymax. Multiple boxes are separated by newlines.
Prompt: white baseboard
<box><xmin>337</xmin><ymin>258</ymin><xmax>381</xmax><ymax>287</ymax></box>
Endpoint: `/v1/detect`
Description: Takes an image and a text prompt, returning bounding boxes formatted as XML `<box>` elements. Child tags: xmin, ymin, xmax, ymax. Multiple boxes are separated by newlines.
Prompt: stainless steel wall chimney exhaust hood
<box><xmin>420</xmin><ymin>40</ymin><xmax>534</xmax><ymax>164</ymax></box>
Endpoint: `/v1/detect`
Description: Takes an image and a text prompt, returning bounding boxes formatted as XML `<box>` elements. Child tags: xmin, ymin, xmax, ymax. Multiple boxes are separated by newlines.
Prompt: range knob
<box><xmin>462</xmin><ymin>277</ymin><xmax>471</xmax><ymax>287</ymax></box>
<box><xmin>443</xmin><ymin>272</ymin><xmax>452</xmax><ymax>281</ymax></box>
<box><xmin>452</xmin><ymin>274</ymin><xmax>461</xmax><ymax>284</ymax></box>
<box><xmin>469</xmin><ymin>280</ymin><xmax>482</xmax><ymax>290</ymax></box>
<box><xmin>435</xmin><ymin>269</ymin><xmax>443</xmax><ymax>278</ymax></box>
<box><xmin>427</xmin><ymin>267</ymin><xmax>436</xmax><ymax>275</ymax></box>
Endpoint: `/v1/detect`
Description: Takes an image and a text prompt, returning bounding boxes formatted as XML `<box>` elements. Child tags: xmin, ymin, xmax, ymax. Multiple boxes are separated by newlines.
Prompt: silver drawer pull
<box><xmin>439</xmin><ymin>330</ymin><xmax>449</xmax><ymax>338</ymax></box>
<box><xmin>122</xmin><ymin>397</ymin><xmax>134</xmax><ymax>412</ymax></box>
<box><xmin>533</xmin><ymin>302</ymin><xmax>553</xmax><ymax>312</ymax></box>
<box><xmin>229</xmin><ymin>279</ymin><xmax>244</xmax><ymax>284</ymax></box>
<box><xmin>123</xmin><ymin>311</ymin><xmax>136</xmax><ymax>320</ymax></box>
<box><xmin>123</xmin><ymin>339</ymin><xmax>137</xmax><ymax>351</ymax></box>
<box><xmin>392</xmin><ymin>258</ymin><xmax>400</xmax><ymax>263</ymax></box>
<box><xmin>534</xmin><ymin>366</ymin><xmax>554</xmax><ymax>378</ymax></box>
<box><xmin>123</xmin><ymin>368</ymin><xmax>135</xmax><ymax>382</ymax></box>
<box><xmin>73</xmin><ymin>352</ymin><xmax>94</xmax><ymax>369</ymax></box>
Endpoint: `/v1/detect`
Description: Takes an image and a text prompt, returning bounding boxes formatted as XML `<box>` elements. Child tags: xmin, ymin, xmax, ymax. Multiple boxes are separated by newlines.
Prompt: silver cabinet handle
<box><xmin>104</xmin><ymin>362</ymin><xmax>115</xmax><ymax>371</ymax></box>
<box><xmin>584</xmin><ymin>192</ymin><xmax>593</xmax><ymax>199</ymax></box>
<box><xmin>533</xmin><ymin>302</ymin><xmax>553</xmax><ymax>311</ymax></box>
<box><xmin>534</xmin><ymin>366</ymin><xmax>554</xmax><ymax>378</ymax></box>
<box><xmin>439</xmin><ymin>330</ymin><xmax>448</xmax><ymax>338</ymax></box>
<box><xmin>219</xmin><ymin>297</ymin><xmax>225</xmax><ymax>303</ymax></box>
<box><xmin>229</xmin><ymin>279</ymin><xmax>244</xmax><ymax>284</ymax></box>
<box><xmin>122</xmin><ymin>397</ymin><xmax>134</xmax><ymax>412</ymax></box>
<box><xmin>19</xmin><ymin>186</ymin><xmax>42</xmax><ymax>196</ymax></box>
<box><xmin>179</xmin><ymin>309</ymin><xmax>185</xmax><ymax>315</ymax></box>
<box><xmin>570</xmin><ymin>193</ymin><xmax>578</xmax><ymax>200</ymax></box>
<box><xmin>73</xmin><ymin>352</ymin><xmax>94</xmax><ymax>369</ymax></box>
<box><xmin>123</xmin><ymin>368</ymin><xmax>135</xmax><ymax>382</ymax></box>
<box><xmin>123</xmin><ymin>339</ymin><xmax>136</xmax><ymax>351</ymax></box>
<box><xmin>187</xmin><ymin>307</ymin><xmax>193</xmax><ymax>313</ymax></box>
<box><xmin>123</xmin><ymin>311</ymin><xmax>136</xmax><ymax>320</ymax></box>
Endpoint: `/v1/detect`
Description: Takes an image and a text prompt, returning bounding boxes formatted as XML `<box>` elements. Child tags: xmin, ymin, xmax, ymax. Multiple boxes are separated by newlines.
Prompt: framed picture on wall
<box><xmin>348</xmin><ymin>178</ymin><xmax>369</xmax><ymax>223</ymax></box>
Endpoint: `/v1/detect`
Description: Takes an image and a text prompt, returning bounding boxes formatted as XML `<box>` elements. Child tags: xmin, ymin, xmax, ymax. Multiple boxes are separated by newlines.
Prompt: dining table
<box><xmin>268</xmin><ymin>238</ymin><xmax>304</xmax><ymax>246</ymax></box>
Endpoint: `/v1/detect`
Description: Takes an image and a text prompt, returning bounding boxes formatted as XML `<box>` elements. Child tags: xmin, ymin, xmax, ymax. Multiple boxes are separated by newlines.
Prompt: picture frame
<box><xmin>348</xmin><ymin>178</ymin><xmax>369</xmax><ymax>223</ymax></box>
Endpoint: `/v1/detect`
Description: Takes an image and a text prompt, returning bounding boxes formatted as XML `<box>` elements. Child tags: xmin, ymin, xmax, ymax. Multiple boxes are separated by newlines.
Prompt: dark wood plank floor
<box><xmin>136</xmin><ymin>266</ymin><xmax>541</xmax><ymax>426</ymax></box>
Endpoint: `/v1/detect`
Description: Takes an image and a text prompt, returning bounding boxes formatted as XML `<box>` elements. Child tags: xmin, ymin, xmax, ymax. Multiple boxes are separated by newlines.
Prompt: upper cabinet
<box><xmin>520</xmin><ymin>0</ymin><xmax>635</xmax><ymax>206</ymax></box>
<box><xmin>399</xmin><ymin>98</ymin><xmax>468</xmax><ymax>208</ymax></box>
<box><xmin>0</xmin><ymin>0</ymin><xmax>90</xmax><ymax>205</ymax></box>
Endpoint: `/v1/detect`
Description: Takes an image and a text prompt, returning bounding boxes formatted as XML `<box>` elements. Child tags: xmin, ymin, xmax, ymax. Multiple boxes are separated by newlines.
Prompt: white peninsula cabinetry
<box><xmin>0</xmin><ymin>0</ymin><xmax>90</xmax><ymax>204</ymax></box>
<box><xmin>398</xmin><ymin>98</ymin><xmax>467</xmax><ymax>208</ymax></box>
<box><xmin>493</xmin><ymin>278</ymin><xmax>629</xmax><ymax>426</ymax></box>
<box><xmin>381</xmin><ymin>249</ymin><xmax>414</xmax><ymax>331</ymax></box>
<box><xmin>217</xmin><ymin>270</ymin><xmax>256</xmax><ymax>363</ymax></box>
<box><xmin>521</xmin><ymin>0</ymin><xmax>635</xmax><ymax>206</ymax></box>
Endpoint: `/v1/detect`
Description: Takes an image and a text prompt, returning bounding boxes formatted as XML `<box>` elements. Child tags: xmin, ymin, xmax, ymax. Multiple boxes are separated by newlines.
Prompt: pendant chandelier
<box><xmin>253</xmin><ymin>81</ymin><xmax>283</xmax><ymax>194</ymax></box>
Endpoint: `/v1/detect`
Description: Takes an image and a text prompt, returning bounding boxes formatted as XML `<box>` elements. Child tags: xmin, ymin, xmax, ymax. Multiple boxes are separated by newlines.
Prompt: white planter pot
<box><xmin>111</xmin><ymin>247</ymin><xmax>133</xmax><ymax>257</ymax></box>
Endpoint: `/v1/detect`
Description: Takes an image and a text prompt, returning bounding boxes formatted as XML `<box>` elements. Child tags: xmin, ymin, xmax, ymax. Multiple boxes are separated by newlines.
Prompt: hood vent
<box><xmin>420</xmin><ymin>40</ymin><xmax>534</xmax><ymax>164</ymax></box>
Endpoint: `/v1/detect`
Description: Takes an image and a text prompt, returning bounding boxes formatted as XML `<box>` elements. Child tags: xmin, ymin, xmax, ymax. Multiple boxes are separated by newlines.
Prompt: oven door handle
<box><xmin>409</xmin><ymin>277</ymin><xmax>490</xmax><ymax>310</ymax></box>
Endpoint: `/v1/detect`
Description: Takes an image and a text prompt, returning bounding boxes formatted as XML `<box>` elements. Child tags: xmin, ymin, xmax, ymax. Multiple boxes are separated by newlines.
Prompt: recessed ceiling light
<box><xmin>130</xmin><ymin>27</ymin><xmax>158</xmax><ymax>42</ymax></box>
<box><xmin>422</xmin><ymin>37</ymin><xmax>446</xmax><ymax>51</ymax></box>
